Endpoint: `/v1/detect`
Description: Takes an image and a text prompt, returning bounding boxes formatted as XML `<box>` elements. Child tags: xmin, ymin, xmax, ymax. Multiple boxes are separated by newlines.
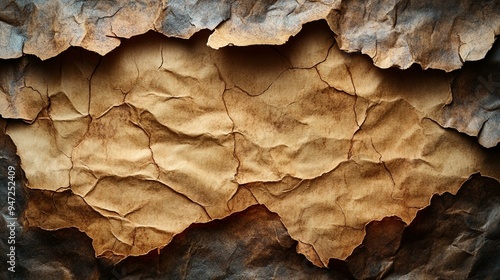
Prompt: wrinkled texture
<box><xmin>347</xmin><ymin>174</ymin><xmax>500</xmax><ymax>279</ymax></box>
<box><xmin>206</xmin><ymin>0</ymin><xmax>339</xmax><ymax>49</ymax></box>
<box><xmin>0</xmin><ymin>120</ymin><xmax>25</xmax><ymax>278</ymax></box>
<box><xmin>0</xmin><ymin>0</ymin><xmax>335</xmax><ymax>60</ymax></box>
<box><xmin>386</xmin><ymin>174</ymin><xmax>500</xmax><ymax>279</ymax></box>
<box><xmin>346</xmin><ymin>216</ymin><xmax>406</xmax><ymax>279</ymax></box>
<box><xmin>434</xmin><ymin>41</ymin><xmax>500</xmax><ymax>148</ymax></box>
<box><xmin>2</xmin><ymin>205</ymin><xmax>352</xmax><ymax>279</ymax></box>
<box><xmin>113</xmin><ymin>205</ymin><xmax>351</xmax><ymax>279</ymax></box>
<box><xmin>2</xmin><ymin>22</ymin><xmax>500</xmax><ymax>267</ymax></box>
<box><xmin>3</xmin><ymin>228</ymin><xmax>103</xmax><ymax>280</ymax></box>
<box><xmin>2</xmin><ymin>168</ymin><xmax>498</xmax><ymax>279</ymax></box>
<box><xmin>327</xmin><ymin>0</ymin><xmax>500</xmax><ymax>71</ymax></box>
<box><xmin>1</xmin><ymin>0</ymin><xmax>499</xmax><ymax>71</ymax></box>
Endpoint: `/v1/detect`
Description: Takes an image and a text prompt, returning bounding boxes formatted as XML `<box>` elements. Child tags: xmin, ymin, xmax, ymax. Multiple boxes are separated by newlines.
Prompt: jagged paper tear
<box><xmin>2</xmin><ymin>23</ymin><xmax>499</xmax><ymax>266</ymax></box>
<box><xmin>432</xmin><ymin>41</ymin><xmax>500</xmax><ymax>148</ymax></box>
<box><xmin>1</xmin><ymin>0</ymin><xmax>498</xmax><ymax>71</ymax></box>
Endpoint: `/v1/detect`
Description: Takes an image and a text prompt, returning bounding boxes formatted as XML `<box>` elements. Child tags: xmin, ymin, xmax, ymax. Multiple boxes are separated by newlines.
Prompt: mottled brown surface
<box><xmin>2</xmin><ymin>171</ymin><xmax>498</xmax><ymax>279</ymax></box>
<box><xmin>3</xmin><ymin>24</ymin><xmax>499</xmax><ymax>265</ymax></box>
<box><xmin>435</xmin><ymin>41</ymin><xmax>500</xmax><ymax>148</ymax></box>
<box><xmin>1</xmin><ymin>0</ymin><xmax>498</xmax><ymax>71</ymax></box>
<box><xmin>327</xmin><ymin>0</ymin><xmax>500</xmax><ymax>71</ymax></box>
<box><xmin>1</xmin><ymin>2</ymin><xmax>500</xmax><ymax>278</ymax></box>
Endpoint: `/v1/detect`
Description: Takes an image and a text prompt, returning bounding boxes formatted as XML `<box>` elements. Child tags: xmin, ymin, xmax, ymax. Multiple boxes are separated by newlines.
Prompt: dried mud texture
<box><xmin>1</xmin><ymin>0</ymin><xmax>499</xmax><ymax>71</ymax></box>
<box><xmin>433</xmin><ymin>41</ymin><xmax>500</xmax><ymax>148</ymax></box>
<box><xmin>2</xmin><ymin>22</ymin><xmax>500</xmax><ymax>267</ymax></box>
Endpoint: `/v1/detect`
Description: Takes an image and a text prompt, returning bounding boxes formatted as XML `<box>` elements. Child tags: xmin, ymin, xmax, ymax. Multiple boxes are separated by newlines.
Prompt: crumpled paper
<box><xmin>1</xmin><ymin>0</ymin><xmax>498</xmax><ymax>71</ymax></box>
<box><xmin>0</xmin><ymin>0</ymin><xmax>334</xmax><ymax>60</ymax></box>
<box><xmin>327</xmin><ymin>0</ymin><xmax>500</xmax><ymax>71</ymax></box>
<box><xmin>113</xmin><ymin>205</ymin><xmax>349</xmax><ymax>279</ymax></box>
<box><xmin>347</xmin><ymin>173</ymin><xmax>500</xmax><ymax>279</ymax></box>
<box><xmin>3</xmin><ymin>172</ymin><xmax>498</xmax><ymax>279</ymax></box>
<box><xmin>432</xmin><ymin>41</ymin><xmax>500</xmax><ymax>148</ymax></box>
<box><xmin>2</xmin><ymin>22</ymin><xmax>500</xmax><ymax>266</ymax></box>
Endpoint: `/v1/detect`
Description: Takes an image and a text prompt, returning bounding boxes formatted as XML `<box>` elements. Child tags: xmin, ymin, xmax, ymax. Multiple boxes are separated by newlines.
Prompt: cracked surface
<box><xmin>327</xmin><ymin>0</ymin><xmax>500</xmax><ymax>71</ymax></box>
<box><xmin>3</xmin><ymin>175</ymin><xmax>499</xmax><ymax>279</ymax></box>
<box><xmin>2</xmin><ymin>22</ymin><xmax>500</xmax><ymax>266</ymax></box>
<box><xmin>432</xmin><ymin>40</ymin><xmax>500</xmax><ymax>148</ymax></box>
<box><xmin>1</xmin><ymin>0</ymin><xmax>498</xmax><ymax>71</ymax></box>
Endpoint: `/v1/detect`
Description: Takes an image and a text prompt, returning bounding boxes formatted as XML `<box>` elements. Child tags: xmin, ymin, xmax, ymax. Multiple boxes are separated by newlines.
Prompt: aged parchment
<box><xmin>2</xmin><ymin>22</ymin><xmax>499</xmax><ymax>267</ymax></box>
